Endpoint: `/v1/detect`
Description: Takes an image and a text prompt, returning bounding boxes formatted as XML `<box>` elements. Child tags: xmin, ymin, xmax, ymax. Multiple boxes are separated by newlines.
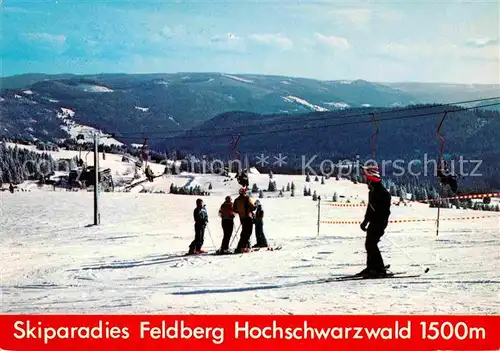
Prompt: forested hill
<box><xmin>157</xmin><ymin>104</ymin><xmax>500</xmax><ymax>189</ymax></box>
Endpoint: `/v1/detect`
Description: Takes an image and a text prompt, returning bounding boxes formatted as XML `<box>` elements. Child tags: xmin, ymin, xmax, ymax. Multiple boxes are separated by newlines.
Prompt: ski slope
<box><xmin>1</xmin><ymin>156</ymin><xmax>499</xmax><ymax>315</ymax></box>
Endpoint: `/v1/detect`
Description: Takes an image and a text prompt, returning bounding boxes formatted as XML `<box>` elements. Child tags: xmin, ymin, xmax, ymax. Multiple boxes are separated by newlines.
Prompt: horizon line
<box><xmin>1</xmin><ymin>71</ymin><xmax>499</xmax><ymax>86</ymax></box>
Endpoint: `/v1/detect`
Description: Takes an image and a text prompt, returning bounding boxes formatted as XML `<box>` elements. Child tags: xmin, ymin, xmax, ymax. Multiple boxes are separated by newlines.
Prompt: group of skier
<box><xmin>188</xmin><ymin>187</ymin><xmax>269</xmax><ymax>255</ymax></box>
<box><xmin>187</xmin><ymin>165</ymin><xmax>394</xmax><ymax>279</ymax></box>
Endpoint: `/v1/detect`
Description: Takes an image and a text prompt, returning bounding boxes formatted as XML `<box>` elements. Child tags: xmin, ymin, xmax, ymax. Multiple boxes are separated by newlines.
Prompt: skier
<box><xmin>188</xmin><ymin>198</ymin><xmax>208</xmax><ymax>254</ymax></box>
<box><xmin>235</xmin><ymin>169</ymin><xmax>249</xmax><ymax>188</ymax></box>
<box><xmin>217</xmin><ymin>196</ymin><xmax>235</xmax><ymax>253</ymax></box>
<box><xmin>252</xmin><ymin>200</ymin><xmax>269</xmax><ymax>248</ymax></box>
<box><xmin>358</xmin><ymin>166</ymin><xmax>391</xmax><ymax>277</ymax></box>
<box><xmin>437</xmin><ymin>161</ymin><xmax>458</xmax><ymax>194</ymax></box>
<box><xmin>233</xmin><ymin>187</ymin><xmax>256</xmax><ymax>253</ymax></box>
<box><xmin>145</xmin><ymin>165</ymin><xmax>155</xmax><ymax>182</ymax></box>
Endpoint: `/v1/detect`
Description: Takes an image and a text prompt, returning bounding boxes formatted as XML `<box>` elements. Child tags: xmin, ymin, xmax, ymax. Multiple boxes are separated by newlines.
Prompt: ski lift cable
<box><xmin>370</xmin><ymin>112</ymin><xmax>379</xmax><ymax>160</ymax></box>
<box><xmin>114</xmin><ymin>96</ymin><xmax>500</xmax><ymax>137</ymax></box>
<box><xmin>108</xmin><ymin>101</ymin><xmax>500</xmax><ymax>141</ymax></box>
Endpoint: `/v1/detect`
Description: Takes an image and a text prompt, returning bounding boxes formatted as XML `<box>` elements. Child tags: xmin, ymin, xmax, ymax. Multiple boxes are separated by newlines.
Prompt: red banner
<box><xmin>0</xmin><ymin>315</ymin><xmax>498</xmax><ymax>350</ymax></box>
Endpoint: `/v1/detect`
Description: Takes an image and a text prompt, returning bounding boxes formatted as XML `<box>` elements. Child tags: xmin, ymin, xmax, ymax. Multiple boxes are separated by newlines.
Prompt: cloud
<box><xmin>314</xmin><ymin>33</ymin><xmax>350</xmax><ymax>51</ymax></box>
<box><xmin>378</xmin><ymin>40</ymin><xmax>500</xmax><ymax>63</ymax></box>
<box><xmin>149</xmin><ymin>25</ymin><xmax>185</xmax><ymax>43</ymax></box>
<box><xmin>208</xmin><ymin>33</ymin><xmax>246</xmax><ymax>54</ymax></box>
<box><xmin>331</xmin><ymin>9</ymin><xmax>372</xmax><ymax>28</ymax></box>
<box><xmin>248</xmin><ymin>33</ymin><xmax>293</xmax><ymax>50</ymax></box>
<box><xmin>210</xmin><ymin>33</ymin><xmax>240</xmax><ymax>43</ymax></box>
<box><xmin>1</xmin><ymin>6</ymin><xmax>44</xmax><ymax>14</ymax></box>
<box><xmin>464</xmin><ymin>38</ymin><xmax>500</xmax><ymax>48</ymax></box>
<box><xmin>377</xmin><ymin>42</ymin><xmax>435</xmax><ymax>59</ymax></box>
<box><xmin>376</xmin><ymin>10</ymin><xmax>405</xmax><ymax>22</ymax></box>
<box><xmin>294</xmin><ymin>6</ymin><xmax>403</xmax><ymax>29</ymax></box>
<box><xmin>24</xmin><ymin>33</ymin><xmax>67</xmax><ymax>47</ymax></box>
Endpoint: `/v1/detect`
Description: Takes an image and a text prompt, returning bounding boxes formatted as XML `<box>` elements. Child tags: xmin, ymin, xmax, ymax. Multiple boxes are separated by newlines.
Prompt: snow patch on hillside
<box><xmin>222</xmin><ymin>74</ymin><xmax>254</xmax><ymax>84</ymax></box>
<box><xmin>283</xmin><ymin>96</ymin><xmax>329</xmax><ymax>112</ymax></box>
<box><xmin>361</xmin><ymin>104</ymin><xmax>371</xmax><ymax>107</ymax></box>
<box><xmin>0</xmin><ymin>97</ymin><xmax>5</xmax><ymax>102</ymax></box>
<box><xmin>22</xmin><ymin>90</ymin><xmax>34</xmax><ymax>95</ymax></box>
<box><xmin>135</xmin><ymin>106</ymin><xmax>149</xmax><ymax>112</ymax></box>
<box><xmin>13</xmin><ymin>94</ymin><xmax>37</xmax><ymax>104</ymax></box>
<box><xmin>324</xmin><ymin>102</ymin><xmax>350</xmax><ymax>109</ymax></box>
<box><xmin>280</xmin><ymin>80</ymin><xmax>292</xmax><ymax>85</ymax></box>
<box><xmin>80</xmin><ymin>84</ymin><xmax>114</xmax><ymax>93</ymax></box>
<box><xmin>168</xmin><ymin>115</ymin><xmax>180</xmax><ymax>126</ymax></box>
<box><xmin>61</xmin><ymin>123</ymin><xmax>123</xmax><ymax>146</ymax></box>
<box><xmin>54</xmin><ymin>108</ymin><xmax>122</xmax><ymax>146</ymax></box>
<box><xmin>61</xmin><ymin>108</ymin><xmax>75</xmax><ymax>118</ymax></box>
<box><xmin>49</xmin><ymin>99</ymin><xmax>60</xmax><ymax>103</ymax></box>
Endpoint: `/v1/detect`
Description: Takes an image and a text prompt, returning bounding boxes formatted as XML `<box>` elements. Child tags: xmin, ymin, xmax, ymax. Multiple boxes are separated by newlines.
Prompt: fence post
<box><xmin>317</xmin><ymin>196</ymin><xmax>321</xmax><ymax>235</ymax></box>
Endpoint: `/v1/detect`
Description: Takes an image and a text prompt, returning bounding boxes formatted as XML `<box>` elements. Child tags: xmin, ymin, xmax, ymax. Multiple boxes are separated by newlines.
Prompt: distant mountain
<box><xmin>1</xmin><ymin>72</ymin><xmax>499</xmax><ymax>189</ymax></box>
<box><xmin>0</xmin><ymin>72</ymin><xmax>419</xmax><ymax>144</ymax></box>
<box><xmin>383</xmin><ymin>82</ymin><xmax>500</xmax><ymax>109</ymax></box>
<box><xmin>0</xmin><ymin>73</ymin><xmax>78</xmax><ymax>90</ymax></box>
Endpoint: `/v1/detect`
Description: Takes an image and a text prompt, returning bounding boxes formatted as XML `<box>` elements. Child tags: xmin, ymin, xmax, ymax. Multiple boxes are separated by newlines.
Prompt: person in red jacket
<box><xmin>217</xmin><ymin>196</ymin><xmax>235</xmax><ymax>254</ymax></box>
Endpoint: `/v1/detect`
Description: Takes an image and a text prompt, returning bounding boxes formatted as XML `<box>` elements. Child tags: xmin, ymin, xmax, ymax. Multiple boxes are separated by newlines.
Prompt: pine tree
<box><xmin>291</xmin><ymin>182</ymin><xmax>295</xmax><ymax>191</ymax></box>
<box><xmin>304</xmin><ymin>185</ymin><xmax>308</xmax><ymax>196</ymax></box>
<box><xmin>306</xmin><ymin>173</ymin><xmax>310</xmax><ymax>182</ymax></box>
<box><xmin>312</xmin><ymin>190</ymin><xmax>318</xmax><ymax>201</ymax></box>
<box><xmin>208</xmin><ymin>183</ymin><xmax>212</xmax><ymax>190</ymax></box>
<box><xmin>321</xmin><ymin>176</ymin><xmax>325</xmax><ymax>184</ymax></box>
<box><xmin>259</xmin><ymin>189</ymin><xmax>264</xmax><ymax>198</ymax></box>
<box><xmin>291</xmin><ymin>187</ymin><xmax>295</xmax><ymax>197</ymax></box>
<box><xmin>315</xmin><ymin>175</ymin><xmax>319</xmax><ymax>182</ymax></box>
<box><xmin>269</xmin><ymin>171</ymin><xmax>273</xmax><ymax>179</ymax></box>
<box><xmin>286</xmin><ymin>182</ymin><xmax>291</xmax><ymax>192</ymax></box>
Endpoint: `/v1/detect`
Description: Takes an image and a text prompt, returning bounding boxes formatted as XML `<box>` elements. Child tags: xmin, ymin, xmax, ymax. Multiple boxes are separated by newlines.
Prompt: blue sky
<box><xmin>1</xmin><ymin>0</ymin><xmax>499</xmax><ymax>83</ymax></box>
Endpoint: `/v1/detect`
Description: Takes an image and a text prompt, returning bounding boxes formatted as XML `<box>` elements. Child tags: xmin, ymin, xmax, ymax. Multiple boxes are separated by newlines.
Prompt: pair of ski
<box><xmin>184</xmin><ymin>245</ymin><xmax>283</xmax><ymax>257</ymax></box>
<box><xmin>324</xmin><ymin>264</ymin><xmax>425</xmax><ymax>282</ymax></box>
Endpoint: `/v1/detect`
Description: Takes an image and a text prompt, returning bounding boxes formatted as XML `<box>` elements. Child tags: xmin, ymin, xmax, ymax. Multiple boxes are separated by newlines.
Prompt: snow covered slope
<box><xmin>2</xmin><ymin>143</ymin><xmax>170</xmax><ymax>191</ymax></box>
<box><xmin>1</xmin><ymin>170</ymin><xmax>499</xmax><ymax>314</ymax></box>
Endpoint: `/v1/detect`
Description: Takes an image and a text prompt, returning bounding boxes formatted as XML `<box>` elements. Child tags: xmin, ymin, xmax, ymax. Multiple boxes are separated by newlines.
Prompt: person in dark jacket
<box><xmin>233</xmin><ymin>187</ymin><xmax>256</xmax><ymax>253</ymax></box>
<box><xmin>188</xmin><ymin>198</ymin><xmax>208</xmax><ymax>254</ymax></box>
<box><xmin>145</xmin><ymin>165</ymin><xmax>155</xmax><ymax>182</ymax></box>
<box><xmin>437</xmin><ymin>161</ymin><xmax>458</xmax><ymax>194</ymax></box>
<box><xmin>218</xmin><ymin>196</ymin><xmax>235</xmax><ymax>253</ymax></box>
<box><xmin>358</xmin><ymin>166</ymin><xmax>391</xmax><ymax>277</ymax></box>
<box><xmin>252</xmin><ymin>200</ymin><xmax>269</xmax><ymax>248</ymax></box>
<box><xmin>235</xmin><ymin>170</ymin><xmax>249</xmax><ymax>188</ymax></box>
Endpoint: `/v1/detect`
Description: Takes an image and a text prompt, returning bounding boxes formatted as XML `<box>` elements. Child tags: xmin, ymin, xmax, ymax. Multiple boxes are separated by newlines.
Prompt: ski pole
<box><xmin>206</xmin><ymin>226</ymin><xmax>217</xmax><ymax>249</ymax></box>
<box><xmin>230</xmin><ymin>223</ymin><xmax>241</xmax><ymax>248</ymax></box>
<box><xmin>385</xmin><ymin>236</ymin><xmax>430</xmax><ymax>274</ymax></box>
